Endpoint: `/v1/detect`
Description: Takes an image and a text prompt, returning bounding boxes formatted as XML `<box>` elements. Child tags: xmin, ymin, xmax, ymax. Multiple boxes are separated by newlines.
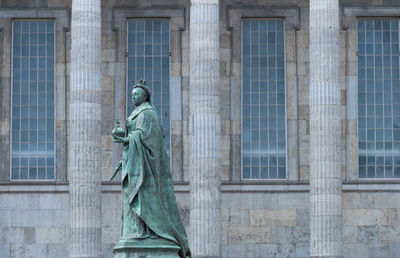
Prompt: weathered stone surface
<box><xmin>295</xmin><ymin>244</ymin><xmax>309</xmax><ymax>257</ymax></box>
<box><xmin>102</xmin><ymin>243</ymin><xmax>115</xmax><ymax>258</ymax></box>
<box><xmin>277</xmin><ymin>243</ymin><xmax>296</xmax><ymax>257</ymax></box>
<box><xmin>356</xmin><ymin>225</ymin><xmax>379</xmax><ymax>244</ymax></box>
<box><xmin>250</xmin><ymin>210</ymin><xmax>296</xmax><ymax>227</ymax></box>
<box><xmin>369</xmin><ymin>243</ymin><xmax>390</xmax><ymax>258</ymax></box>
<box><xmin>0</xmin><ymin>210</ymin><xmax>11</xmax><ymax>227</ymax></box>
<box><xmin>12</xmin><ymin>210</ymin><xmax>54</xmax><ymax>227</ymax></box>
<box><xmin>290</xmin><ymin>226</ymin><xmax>310</xmax><ymax>245</ymax></box>
<box><xmin>359</xmin><ymin>193</ymin><xmax>374</xmax><ymax>209</ymax></box>
<box><xmin>268</xmin><ymin>226</ymin><xmax>289</xmax><ymax>244</ymax></box>
<box><xmin>374</xmin><ymin>193</ymin><xmax>400</xmax><ymax>208</ymax></box>
<box><xmin>38</xmin><ymin>194</ymin><xmax>68</xmax><ymax>210</ymax></box>
<box><xmin>278</xmin><ymin>193</ymin><xmax>309</xmax><ymax>209</ymax></box>
<box><xmin>387</xmin><ymin>208</ymin><xmax>400</xmax><ymax>226</ymax></box>
<box><xmin>0</xmin><ymin>194</ymin><xmax>38</xmax><ymax>210</ymax></box>
<box><xmin>343</xmin><ymin>243</ymin><xmax>369</xmax><ymax>258</ymax></box>
<box><xmin>36</xmin><ymin>227</ymin><xmax>66</xmax><ymax>244</ymax></box>
<box><xmin>0</xmin><ymin>244</ymin><xmax>10</xmax><ymax>258</ymax></box>
<box><xmin>343</xmin><ymin>192</ymin><xmax>363</xmax><ymax>209</ymax></box>
<box><xmin>101</xmin><ymin>226</ymin><xmax>120</xmax><ymax>245</ymax></box>
<box><xmin>379</xmin><ymin>225</ymin><xmax>400</xmax><ymax>242</ymax></box>
<box><xmin>54</xmin><ymin>209</ymin><xmax>69</xmax><ymax>226</ymax></box>
<box><xmin>101</xmin><ymin>135</ymin><xmax>113</xmax><ymax>151</ymax></box>
<box><xmin>101</xmin><ymin>76</ymin><xmax>114</xmax><ymax>91</ymax></box>
<box><xmin>345</xmin><ymin>209</ymin><xmax>388</xmax><ymax>226</ymax></box>
<box><xmin>224</xmin><ymin>243</ymin><xmax>245</xmax><ymax>258</ymax></box>
<box><xmin>47</xmin><ymin>0</ymin><xmax>69</xmax><ymax>7</ymax></box>
<box><xmin>228</xmin><ymin>227</ymin><xmax>269</xmax><ymax>244</ymax></box>
<box><xmin>23</xmin><ymin>227</ymin><xmax>35</xmax><ymax>244</ymax></box>
<box><xmin>343</xmin><ymin>226</ymin><xmax>357</xmax><ymax>244</ymax></box>
<box><xmin>1</xmin><ymin>189</ymin><xmax>400</xmax><ymax>258</ymax></box>
<box><xmin>296</xmin><ymin>209</ymin><xmax>310</xmax><ymax>228</ymax></box>
<box><xmin>10</xmin><ymin>244</ymin><xmax>47</xmax><ymax>258</ymax></box>
<box><xmin>69</xmin><ymin>0</ymin><xmax>103</xmax><ymax>257</ymax></box>
<box><xmin>102</xmin><ymin>208</ymin><xmax>118</xmax><ymax>228</ymax></box>
<box><xmin>390</xmin><ymin>242</ymin><xmax>400</xmax><ymax>258</ymax></box>
<box><xmin>228</xmin><ymin>209</ymin><xmax>249</xmax><ymax>227</ymax></box>
<box><xmin>0</xmin><ymin>227</ymin><xmax>24</xmax><ymax>244</ymax></box>
<box><xmin>47</xmin><ymin>244</ymin><xmax>68</xmax><ymax>258</ymax></box>
<box><xmin>189</xmin><ymin>0</ymin><xmax>221</xmax><ymax>256</ymax></box>
<box><xmin>309</xmin><ymin>0</ymin><xmax>343</xmax><ymax>257</ymax></box>
<box><xmin>255</xmin><ymin>244</ymin><xmax>279</xmax><ymax>257</ymax></box>
<box><xmin>222</xmin><ymin>193</ymin><xmax>279</xmax><ymax>210</ymax></box>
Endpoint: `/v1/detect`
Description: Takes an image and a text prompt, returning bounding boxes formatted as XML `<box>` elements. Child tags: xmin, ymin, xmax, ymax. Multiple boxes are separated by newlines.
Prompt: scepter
<box><xmin>109</xmin><ymin>160</ymin><xmax>122</xmax><ymax>182</ymax></box>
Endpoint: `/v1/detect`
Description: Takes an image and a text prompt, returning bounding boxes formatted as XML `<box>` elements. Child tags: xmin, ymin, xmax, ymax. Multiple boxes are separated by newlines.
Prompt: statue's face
<box><xmin>132</xmin><ymin>87</ymin><xmax>147</xmax><ymax>107</ymax></box>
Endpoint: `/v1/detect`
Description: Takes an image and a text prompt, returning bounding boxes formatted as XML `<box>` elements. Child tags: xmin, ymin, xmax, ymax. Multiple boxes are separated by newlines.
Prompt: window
<box><xmin>358</xmin><ymin>18</ymin><xmax>400</xmax><ymax>178</ymax></box>
<box><xmin>126</xmin><ymin>19</ymin><xmax>170</xmax><ymax>154</ymax></box>
<box><xmin>11</xmin><ymin>20</ymin><xmax>55</xmax><ymax>180</ymax></box>
<box><xmin>242</xmin><ymin>19</ymin><xmax>286</xmax><ymax>179</ymax></box>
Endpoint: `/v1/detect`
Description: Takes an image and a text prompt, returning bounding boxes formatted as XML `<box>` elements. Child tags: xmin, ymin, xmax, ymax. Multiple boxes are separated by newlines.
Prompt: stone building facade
<box><xmin>0</xmin><ymin>0</ymin><xmax>399</xmax><ymax>257</ymax></box>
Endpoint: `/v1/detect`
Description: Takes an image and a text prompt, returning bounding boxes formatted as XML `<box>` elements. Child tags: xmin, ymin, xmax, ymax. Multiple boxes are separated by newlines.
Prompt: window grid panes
<box><xmin>11</xmin><ymin>20</ymin><xmax>55</xmax><ymax>180</ymax></box>
<box><xmin>127</xmin><ymin>19</ymin><xmax>170</xmax><ymax>154</ymax></box>
<box><xmin>358</xmin><ymin>19</ymin><xmax>400</xmax><ymax>178</ymax></box>
<box><xmin>242</xmin><ymin>19</ymin><xmax>286</xmax><ymax>179</ymax></box>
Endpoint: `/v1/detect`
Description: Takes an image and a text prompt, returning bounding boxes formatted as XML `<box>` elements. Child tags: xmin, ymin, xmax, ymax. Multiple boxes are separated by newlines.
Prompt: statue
<box><xmin>111</xmin><ymin>79</ymin><xmax>191</xmax><ymax>258</ymax></box>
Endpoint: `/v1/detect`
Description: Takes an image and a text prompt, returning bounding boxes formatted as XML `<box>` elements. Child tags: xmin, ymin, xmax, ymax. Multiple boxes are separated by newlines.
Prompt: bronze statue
<box><xmin>111</xmin><ymin>79</ymin><xmax>190</xmax><ymax>257</ymax></box>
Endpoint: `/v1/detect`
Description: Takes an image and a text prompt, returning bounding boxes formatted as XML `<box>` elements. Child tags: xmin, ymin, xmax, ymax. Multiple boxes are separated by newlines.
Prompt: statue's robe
<box><xmin>122</xmin><ymin>102</ymin><xmax>190</xmax><ymax>258</ymax></box>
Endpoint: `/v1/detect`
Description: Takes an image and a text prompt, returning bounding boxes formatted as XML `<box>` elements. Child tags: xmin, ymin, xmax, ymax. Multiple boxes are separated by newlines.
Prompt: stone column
<box><xmin>68</xmin><ymin>0</ymin><xmax>102</xmax><ymax>257</ymax></box>
<box><xmin>309</xmin><ymin>0</ymin><xmax>343</xmax><ymax>257</ymax></box>
<box><xmin>189</xmin><ymin>0</ymin><xmax>221</xmax><ymax>257</ymax></box>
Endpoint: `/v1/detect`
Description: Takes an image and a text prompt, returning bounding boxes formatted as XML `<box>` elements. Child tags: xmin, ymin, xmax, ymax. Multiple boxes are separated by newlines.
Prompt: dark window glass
<box><xmin>242</xmin><ymin>19</ymin><xmax>286</xmax><ymax>179</ymax></box>
<box><xmin>11</xmin><ymin>20</ymin><xmax>55</xmax><ymax>180</ymax></box>
<box><xmin>358</xmin><ymin>19</ymin><xmax>400</xmax><ymax>178</ymax></box>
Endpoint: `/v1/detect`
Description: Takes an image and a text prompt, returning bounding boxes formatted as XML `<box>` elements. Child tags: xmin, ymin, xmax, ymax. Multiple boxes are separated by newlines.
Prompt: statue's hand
<box><xmin>112</xmin><ymin>135</ymin><xmax>128</xmax><ymax>144</ymax></box>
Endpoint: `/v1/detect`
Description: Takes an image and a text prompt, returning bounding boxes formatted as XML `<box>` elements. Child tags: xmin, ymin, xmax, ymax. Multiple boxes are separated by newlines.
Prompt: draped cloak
<box><xmin>121</xmin><ymin>102</ymin><xmax>190</xmax><ymax>258</ymax></box>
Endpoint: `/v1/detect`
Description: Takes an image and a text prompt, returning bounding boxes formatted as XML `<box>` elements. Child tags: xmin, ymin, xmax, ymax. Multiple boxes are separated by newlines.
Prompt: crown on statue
<box><xmin>133</xmin><ymin>78</ymin><xmax>151</xmax><ymax>101</ymax></box>
<box><xmin>135</xmin><ymin>78</ymin><xmax>147</xmax><ymax>86</ymax></box>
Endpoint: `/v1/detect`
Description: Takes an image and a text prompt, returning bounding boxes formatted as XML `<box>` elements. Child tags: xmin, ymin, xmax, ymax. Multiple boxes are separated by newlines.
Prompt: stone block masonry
<box><xmin>0</xmin><ymin>189</ymin><xmax>399</xmax><ymax>257</ymax></box>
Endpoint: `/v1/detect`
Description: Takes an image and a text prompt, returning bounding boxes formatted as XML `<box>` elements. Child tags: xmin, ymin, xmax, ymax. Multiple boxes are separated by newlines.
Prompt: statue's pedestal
<box><xmin>113</xmin><ymin>238</ymin><xmax>180</xmax><ymax>258</ymax></box>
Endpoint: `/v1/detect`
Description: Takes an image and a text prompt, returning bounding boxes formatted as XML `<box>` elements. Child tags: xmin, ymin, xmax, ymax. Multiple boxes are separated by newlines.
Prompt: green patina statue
<box><xmin>111</xmin><ymin>79</ymin><xmax>191</xmax><ymax>258</ymax></box>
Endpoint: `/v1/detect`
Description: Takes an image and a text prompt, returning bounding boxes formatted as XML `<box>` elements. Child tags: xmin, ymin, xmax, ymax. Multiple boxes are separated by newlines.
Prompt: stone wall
<box><xmin>0</xmin><ymin>187</ymin><xmax>400</xmax><ymax>257</ymax></box>
<box><xmin>0</xmin><ymin>189</ymin><xmax>69</xmax><ymax>257</ymax></box>
<box><xmin>0</xmin><ymin>0</ymin><xmax>398</xmax><ymax>182</ymax></box>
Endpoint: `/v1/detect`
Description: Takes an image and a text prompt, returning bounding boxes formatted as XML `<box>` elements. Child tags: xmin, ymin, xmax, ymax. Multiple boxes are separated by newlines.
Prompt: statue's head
<box><xmin>132</xmin><ymin>78</ymin><xmax>151</xmax><ymax>107</ymax></box>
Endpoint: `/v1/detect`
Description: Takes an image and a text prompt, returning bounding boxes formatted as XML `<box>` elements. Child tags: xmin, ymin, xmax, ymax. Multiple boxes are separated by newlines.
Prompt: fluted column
<box><xmin>309</xmin><ymin>0</ymin><xmax>343</xmax><ymax>257</ymax></box>
<box><xmin>68</xmin><ymin>0</ymin><xmax>102</xmax><ymax>257</ymax></box>
<box><xmin>189</xmin><ymin>0</ymin><xmax>221</xmax><ymax>257</ymax></box>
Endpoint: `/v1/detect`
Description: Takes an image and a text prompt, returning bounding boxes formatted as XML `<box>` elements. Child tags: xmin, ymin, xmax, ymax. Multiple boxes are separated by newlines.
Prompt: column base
<box><xmin>113</xmin><ymin>238</ymin><xmax>180</xmax><ymax>258</ymax></box>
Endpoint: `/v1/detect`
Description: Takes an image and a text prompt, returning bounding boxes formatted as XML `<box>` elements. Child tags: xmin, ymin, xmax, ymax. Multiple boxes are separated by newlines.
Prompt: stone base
<box><xmin>113</xmin><ymin>238</ymin><xmax>180</xmax><ymax>258</ymax></box>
